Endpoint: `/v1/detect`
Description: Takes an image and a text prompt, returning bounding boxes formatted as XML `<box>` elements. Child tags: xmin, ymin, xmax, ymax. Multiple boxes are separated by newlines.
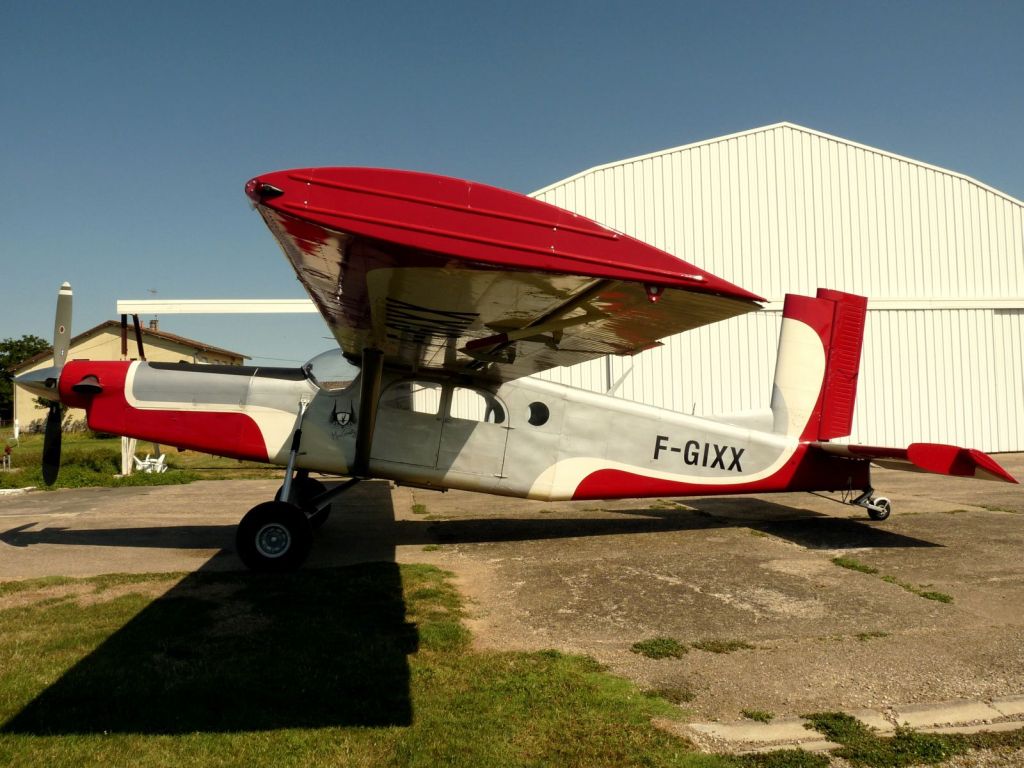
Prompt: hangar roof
<box><xmin>533</xmin><ymin>121</ymin><xmax>1024</xmax><ymax>209</ymax></box>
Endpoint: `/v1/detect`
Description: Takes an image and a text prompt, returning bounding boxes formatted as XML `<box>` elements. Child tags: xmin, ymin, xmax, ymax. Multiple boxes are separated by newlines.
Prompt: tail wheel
<box><xmin>868</xmin><ymin>497</ymin><xmax>892</xmax><ymax>521</ymax></box>
<box><xmin>236</xmin><ymin>501</ymin><xmax>313</xmax><ymax>572</ymax></box>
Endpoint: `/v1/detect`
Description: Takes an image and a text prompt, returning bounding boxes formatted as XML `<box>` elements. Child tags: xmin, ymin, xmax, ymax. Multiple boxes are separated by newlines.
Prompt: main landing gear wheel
<box><xmin>867</xmin><ymin>497</ymin><xmax>892</xmax><ymax>521</ymax></box>
<box><xmin>275</xmin><ymin>476</ymin><xmax>331</xmax><ymax>529</ymax></box>
<box><xmin>236</xmin><ymin>501</ymin><xmax>313</xmax><ymax>572</ymax></box>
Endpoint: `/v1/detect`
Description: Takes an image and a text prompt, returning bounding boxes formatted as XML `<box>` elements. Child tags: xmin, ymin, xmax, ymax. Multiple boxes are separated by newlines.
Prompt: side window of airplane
<box><xmin>527</xmin><ymin>401</ymin><xmax>549</xmax><ymax>426</ymax></box>
<box><xmin>304</xmin><ymin>349</ymin><xmax>357</xmax><ymax>393</ymax></box>
<box><xmin>379</xmin><ymin>381</ymin><xmax>444</xmax><ymax>415</ymax></box>
<box><xmin>449</xmin><ymin>387</ymin><xmax>506</xmax><ymax>424</ymax></box>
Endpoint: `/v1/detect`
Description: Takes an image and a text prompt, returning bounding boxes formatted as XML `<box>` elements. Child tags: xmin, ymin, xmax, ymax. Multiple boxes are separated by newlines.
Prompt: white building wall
<box><xmin>532</xmin><ymin>123</ymin><xmax>1024</xmax><ymax>452</ymax></box>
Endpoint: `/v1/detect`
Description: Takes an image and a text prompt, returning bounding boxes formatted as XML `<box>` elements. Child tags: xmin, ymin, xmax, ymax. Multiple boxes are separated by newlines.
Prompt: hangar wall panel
<box><xmin>532</xmin><ymin>123</ymin><xmax>1024</xmax><ymax>452</ymax></box>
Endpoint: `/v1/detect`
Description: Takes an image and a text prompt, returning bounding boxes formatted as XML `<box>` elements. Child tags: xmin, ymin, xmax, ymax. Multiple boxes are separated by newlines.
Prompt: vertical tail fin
<box><xmin>770</xmin><ymin>289</ymin><xmax>867</xmax><ymax>441</ymax></box>
<box><xmin>815</xmin><ymin>289</ymin><xmax>868</xmax><ymax>439</ymax></box>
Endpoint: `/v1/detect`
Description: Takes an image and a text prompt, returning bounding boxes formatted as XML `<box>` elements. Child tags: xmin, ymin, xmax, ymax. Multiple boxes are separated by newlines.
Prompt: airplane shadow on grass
<box><xmin>2</xmin><ymin>482</ymin><xmax>417</xmax><ymax>735</ymax></box>
<box><xmin>1</xmin><ymin>484</ymin><xmax>937</xmax><ymax>735</ymax></box>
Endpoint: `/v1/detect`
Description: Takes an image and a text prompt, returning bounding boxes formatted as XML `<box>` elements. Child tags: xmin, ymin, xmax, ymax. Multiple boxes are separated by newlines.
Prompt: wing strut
<box><xmin>352</xmin><ymin>348</ymin><xmax>384</xmax><ymax>476</ymax></box>
<box><xmin>464</xmin><ymin>279</ymin><xmax>614</xmax><ymax>369</ymax></box>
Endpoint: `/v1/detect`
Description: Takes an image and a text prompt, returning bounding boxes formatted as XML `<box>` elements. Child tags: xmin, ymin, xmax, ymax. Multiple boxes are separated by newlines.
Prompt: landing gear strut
<box><xmin>851</xmin><ymin>488</ymin><xmax>892</xmax><ymax>521</ymax></box>
<box><xmin>276</xmin><ymin>471</ymin><xmax>330</xmax><ymax>528</ymax></box>
<box><xmin>236</xmin><ymin>394</ymin><xmax>364</xmax><ymax>571</ymax></box>
<box><xmin>238</xmin><ymin>348</ymin><xmax>382</xmax><ymax>572</ymax></box>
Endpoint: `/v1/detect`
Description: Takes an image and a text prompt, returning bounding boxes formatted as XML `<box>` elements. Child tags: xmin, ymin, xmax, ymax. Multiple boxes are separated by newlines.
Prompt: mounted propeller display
<box><xmin>14</xmin><ymin>282</ymin><xmax>73</xmax><ymax>485</ymax></box>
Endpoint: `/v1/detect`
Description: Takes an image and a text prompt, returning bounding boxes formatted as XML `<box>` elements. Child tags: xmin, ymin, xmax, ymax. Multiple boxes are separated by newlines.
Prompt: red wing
<box><xmin>813</xmin><ymin>442</ymin><xmax>1018</xmax><ymax>483</ymax></box>
<box><xmin>247</xmin><ymin>167</ymin><xmax>762</xmax><ymax>382</ymax></box>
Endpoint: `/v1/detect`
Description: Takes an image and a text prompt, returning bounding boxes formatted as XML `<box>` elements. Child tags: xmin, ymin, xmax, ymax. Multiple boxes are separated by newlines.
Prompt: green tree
<box><xmin>1</xmin><ymin>334</ymin><xmax>51</xmax><ymax>423</ymax></box>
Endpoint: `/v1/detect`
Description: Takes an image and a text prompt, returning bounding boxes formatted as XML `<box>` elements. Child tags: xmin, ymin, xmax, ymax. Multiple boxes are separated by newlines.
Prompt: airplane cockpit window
<box><xmin>450</xmin><ymin>387</ymin><xmax>506</xmax><ymax>424</ymax></box>
<box><xmin>303</xmin><ymin>349</ymin><xmax>357</xmax><ymax>392</ymax></box>
<box><xmin>379</xmin><ymin>380</ymin><xmax>443</xmax><ymax>415</ymax></box>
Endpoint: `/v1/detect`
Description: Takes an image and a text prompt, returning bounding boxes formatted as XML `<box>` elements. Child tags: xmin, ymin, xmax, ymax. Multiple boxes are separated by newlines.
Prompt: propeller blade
<box><xmin>42</xmin><ymin>403</ymin><xmax>63</xmax><ymax>485</ymax></box>
<box><xmin>53</xmin><ymin>282</ymin><xmax>73</xmax><ymax>370</ymax></box>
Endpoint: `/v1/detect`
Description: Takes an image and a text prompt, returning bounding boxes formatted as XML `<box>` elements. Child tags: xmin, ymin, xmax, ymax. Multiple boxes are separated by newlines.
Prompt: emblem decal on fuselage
<box><xmin>652</xmin><ymin>434</ymin><xmax>744</xmax><ymax>472</ymax></box>
<box><xmin>331</xmin><ymin>401</ymin><xmax>355</xmax><ymax>428</ymax></box>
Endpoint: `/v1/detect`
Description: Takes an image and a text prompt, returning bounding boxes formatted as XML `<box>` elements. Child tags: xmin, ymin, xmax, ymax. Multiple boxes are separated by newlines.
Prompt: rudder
<box><xmin>769</xmin><ymin>289</ymin><xmax>867</xmax><ymax>441</ymax></box>
<box><xmin>815</xmin><ymin>289</ymin><xmax>867</xmax><ymax>440</ymax></box>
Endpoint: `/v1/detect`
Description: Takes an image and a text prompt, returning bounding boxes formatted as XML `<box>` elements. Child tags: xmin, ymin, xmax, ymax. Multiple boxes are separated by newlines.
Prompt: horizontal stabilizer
<box><xmin>812</xmin><ymin>442</ymin><xmax>1018</xmax><ymax>484</ymax></box>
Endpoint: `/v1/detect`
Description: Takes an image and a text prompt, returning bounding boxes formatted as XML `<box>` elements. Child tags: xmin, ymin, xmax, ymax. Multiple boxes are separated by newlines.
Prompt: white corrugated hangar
<box><xmin>530</xmin><ymin>123</ymin><xmax>1024</xmax><ymax>453</ymax></box>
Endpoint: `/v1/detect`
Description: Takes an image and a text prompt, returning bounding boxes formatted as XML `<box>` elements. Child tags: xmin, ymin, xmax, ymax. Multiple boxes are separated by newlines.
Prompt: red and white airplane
<box><xmin>18</xmin><ymin>168</ymin><xmax>1017</xmax><ymax>571</ymax></box>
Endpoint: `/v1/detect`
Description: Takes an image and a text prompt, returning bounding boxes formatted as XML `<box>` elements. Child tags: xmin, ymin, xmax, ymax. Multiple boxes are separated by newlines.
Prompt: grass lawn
<box><xmin>1</xmin><ymin>432</ymin><xmax>282</xmax><ymax>490</ymax></box>
<box><xmin>1</xmin><ymin>566</ymin><xmax>1020</xmax><ymax>767</ymax></box>
<box><xmin>0</xmin><ymin>564</ymin><xmax>749</xmax><ymax>768</ymax></box>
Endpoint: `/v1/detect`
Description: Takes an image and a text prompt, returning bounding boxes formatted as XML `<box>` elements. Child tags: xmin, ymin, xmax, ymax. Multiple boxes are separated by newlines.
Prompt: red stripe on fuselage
<box><xmin>59</xmin><ymin>361</ymin><xmax>270</xmax><ymax>462</ymax></box>
<box><xmin>570</xmin><ymin>444</ymin><xmax>869</xmax><ymax>500</ymax></box>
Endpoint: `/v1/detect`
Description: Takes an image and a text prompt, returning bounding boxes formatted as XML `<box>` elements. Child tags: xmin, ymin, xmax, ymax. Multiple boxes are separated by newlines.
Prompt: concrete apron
<box><xmin>674</xmin><ymin>695</ymin><xmax>1024</xmax><ymax>754</ymax></box>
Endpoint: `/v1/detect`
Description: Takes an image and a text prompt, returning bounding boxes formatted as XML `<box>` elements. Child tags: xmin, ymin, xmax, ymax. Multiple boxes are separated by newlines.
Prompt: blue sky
<box><xmin>3</xmin><ymin>0</ymin><xmax>1022</xmax><ymax>367</ymax></box>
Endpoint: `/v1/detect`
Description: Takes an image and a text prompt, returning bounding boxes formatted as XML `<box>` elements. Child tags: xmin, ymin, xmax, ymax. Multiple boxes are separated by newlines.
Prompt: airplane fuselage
<box><xmin>58</xmin><ymin>358</ymin><xmax>868</xmax><ymax>501</ymax></box>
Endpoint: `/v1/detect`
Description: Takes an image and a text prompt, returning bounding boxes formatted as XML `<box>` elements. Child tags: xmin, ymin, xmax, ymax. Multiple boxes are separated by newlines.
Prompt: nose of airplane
<box><xmin>14</xmin><ymin>365</ymin><xmax>63</xmax><ymax>402</ymax></box>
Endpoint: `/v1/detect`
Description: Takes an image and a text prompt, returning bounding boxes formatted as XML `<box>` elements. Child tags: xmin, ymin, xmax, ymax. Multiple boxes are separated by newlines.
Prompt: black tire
<box><xmin>276</xmin><ymin>476</ymin><xmax>330</xmax><ymax>529</ymax></box>
<box><xmin>236</xmin><ymin>501</ymin><xmax>313</xmax><ymax>572</ymax></box>
<box><xmin>867</xmin><ymin>498</ymin><xmax>891</xmax><ymax>521</ymax></box>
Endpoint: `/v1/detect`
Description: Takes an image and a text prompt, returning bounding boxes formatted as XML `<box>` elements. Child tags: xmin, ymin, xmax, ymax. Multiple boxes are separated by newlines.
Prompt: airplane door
<box><xmin>438</xmin><ymin>386</ymin><xmax>509</xmax><ymax>479</ymax></box>
<box><xmin>370</xmin><ymin>380</ymin><xmax>444</xmax><ymax>467</ymax></box>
